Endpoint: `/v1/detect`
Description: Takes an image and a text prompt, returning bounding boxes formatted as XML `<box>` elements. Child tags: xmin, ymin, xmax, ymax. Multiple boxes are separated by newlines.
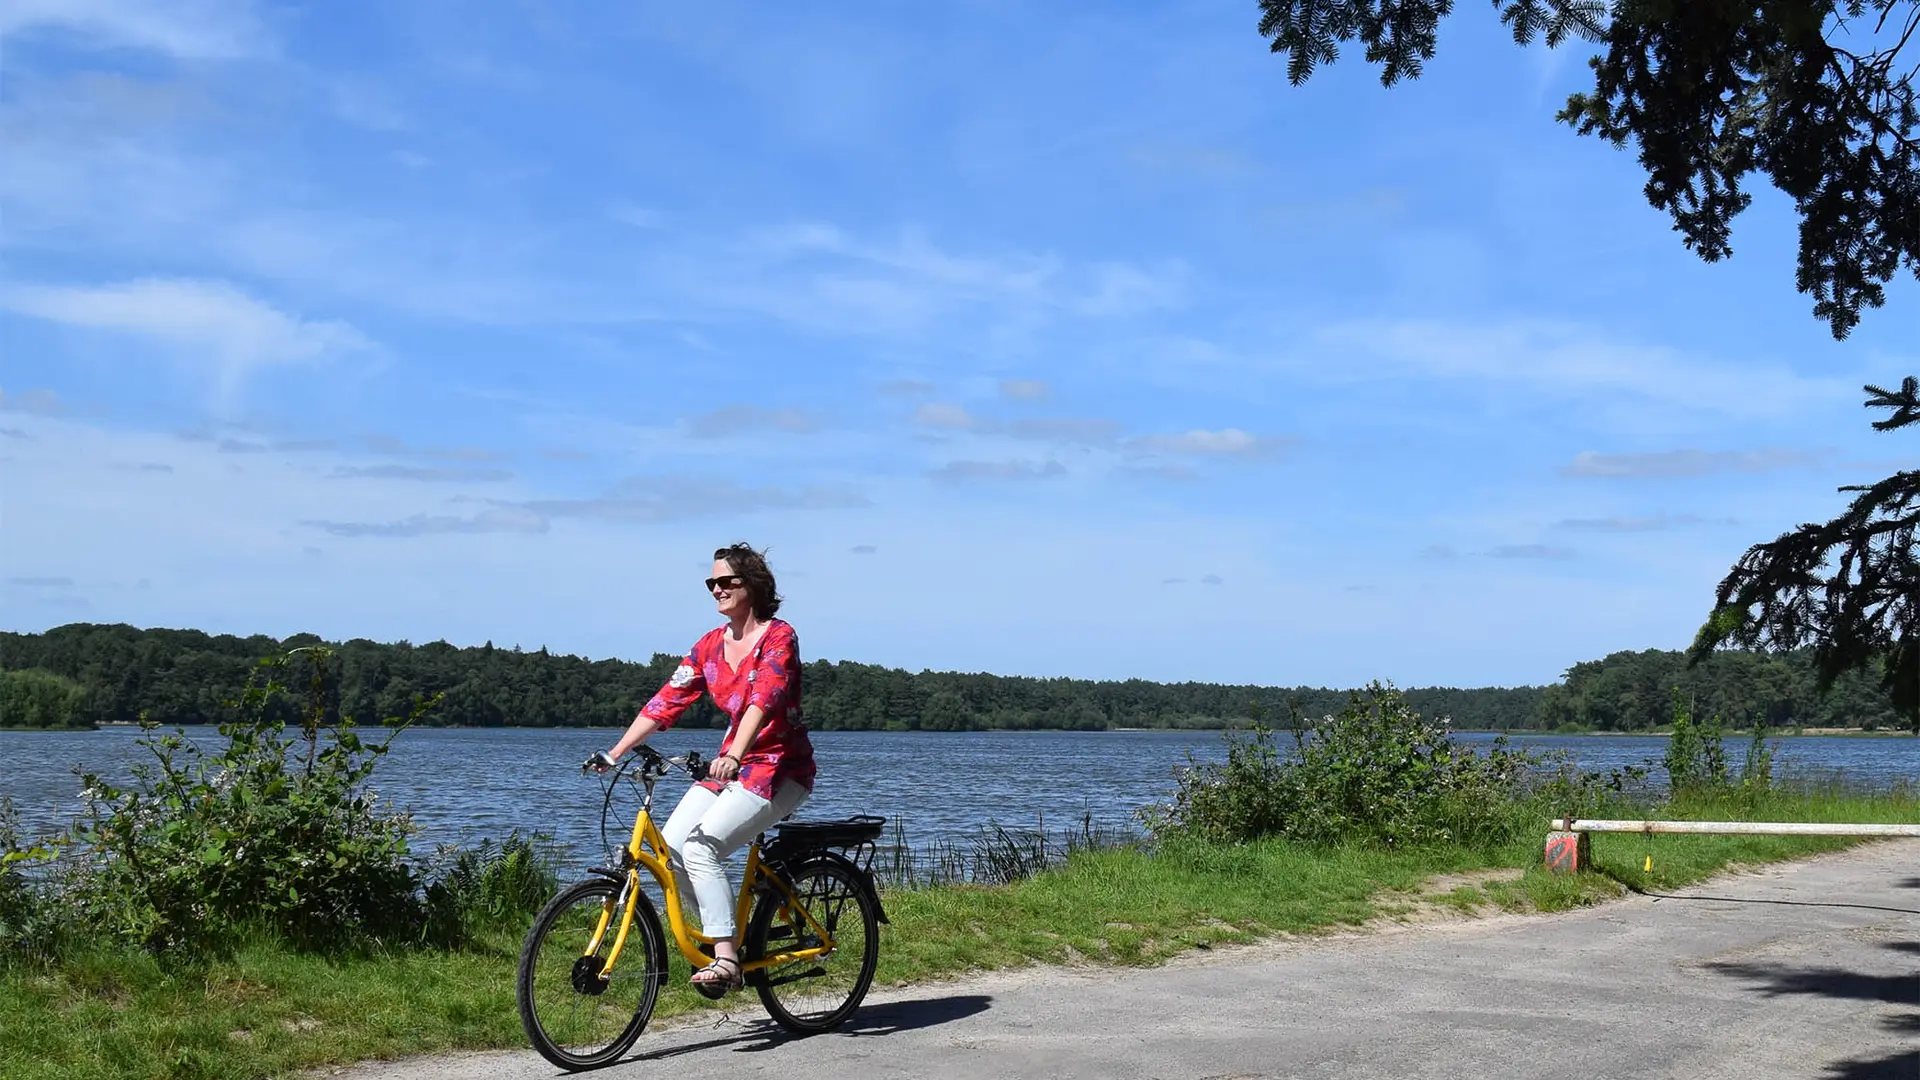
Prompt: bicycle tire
<box><xmin>744</xmin><ymin>854</ymin><xmax>881</xmax><ymax>1035</ymax></box>
<box><xmin>516</xmin><ymin>876</ymin><xmax>667</xmax><ymax>1070</ymax></box>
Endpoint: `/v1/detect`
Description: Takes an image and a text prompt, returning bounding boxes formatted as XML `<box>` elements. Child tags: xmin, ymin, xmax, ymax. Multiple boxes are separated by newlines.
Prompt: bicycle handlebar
<box><xmin>581</xmin><ymin>745</ymin><xmax>710</xmax><ymax>780</ymax></box>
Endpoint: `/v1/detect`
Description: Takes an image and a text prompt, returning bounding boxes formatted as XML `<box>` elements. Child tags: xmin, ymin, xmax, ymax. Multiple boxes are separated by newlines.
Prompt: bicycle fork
<box><xmin>582</xmin><ymin>870</ymin><xmax>642</xmax><ymax>982</ymax></box>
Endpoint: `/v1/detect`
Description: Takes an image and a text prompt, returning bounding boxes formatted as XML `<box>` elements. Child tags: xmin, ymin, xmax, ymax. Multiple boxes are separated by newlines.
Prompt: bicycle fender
<box><xmin>778</xmin><ymin>850</ymin><xmax>889</xmax><ymax>925</ymax></box>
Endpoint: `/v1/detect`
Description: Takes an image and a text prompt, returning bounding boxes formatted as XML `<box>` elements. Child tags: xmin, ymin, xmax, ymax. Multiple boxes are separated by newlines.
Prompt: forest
<box><xmin>0</xmin><ymin>622</ymin><xmax>1904</xmax><ymax>733</ymax></box>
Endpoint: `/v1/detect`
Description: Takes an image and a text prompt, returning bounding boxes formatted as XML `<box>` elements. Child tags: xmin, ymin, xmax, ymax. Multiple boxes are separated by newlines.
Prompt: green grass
<box><xmin>5</xmin><ymin>787</ymin><xmax>1916</xmax><ymax>1080</ymax></box>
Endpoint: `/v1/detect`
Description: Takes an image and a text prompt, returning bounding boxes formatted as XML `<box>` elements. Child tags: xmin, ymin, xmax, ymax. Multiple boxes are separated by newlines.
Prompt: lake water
<box><xmin>4</xmin><ymin>727</ymin><xmax>1917</xmax><ymax>871</ymax></box>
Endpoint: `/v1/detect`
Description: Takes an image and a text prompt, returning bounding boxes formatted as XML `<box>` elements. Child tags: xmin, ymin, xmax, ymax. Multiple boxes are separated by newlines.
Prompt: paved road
<box><xmin>339</xmin><ymin>841</ymin><xmax>1920</xmax><ymax>1080</ymax></box>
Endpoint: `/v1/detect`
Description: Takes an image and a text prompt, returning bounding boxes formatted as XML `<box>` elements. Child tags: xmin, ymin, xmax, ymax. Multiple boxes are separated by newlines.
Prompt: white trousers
<box><xmin>659</xmin><ymin>778</ymin><xmax>808</xmax><ymax>939</ymax></box>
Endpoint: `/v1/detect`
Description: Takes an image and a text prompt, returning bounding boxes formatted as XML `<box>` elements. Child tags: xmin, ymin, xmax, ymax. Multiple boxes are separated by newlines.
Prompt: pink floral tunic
<box><xmin>639</xmin><ymin>619</ymin><xmax>816</xmax><ymax>800</ymax></box>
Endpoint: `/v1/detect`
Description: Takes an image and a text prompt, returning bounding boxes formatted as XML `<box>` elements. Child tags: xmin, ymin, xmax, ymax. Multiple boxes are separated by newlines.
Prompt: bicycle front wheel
<box><xmin>745</xmin><ymin>856</ymin><xmax>881</xmax><ymax>1035</ymax></box>
<box><xmin>517</xmin><ymin>876</ymin><xmax>667</xmax><ymax>1070</ymax></box>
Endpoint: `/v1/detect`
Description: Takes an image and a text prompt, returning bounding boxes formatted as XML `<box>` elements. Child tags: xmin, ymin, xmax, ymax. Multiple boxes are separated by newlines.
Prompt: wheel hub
<box><xmin>570</xmin><ymin>955</ymin><xmax>611</xmax><ymax>995</ymax></box>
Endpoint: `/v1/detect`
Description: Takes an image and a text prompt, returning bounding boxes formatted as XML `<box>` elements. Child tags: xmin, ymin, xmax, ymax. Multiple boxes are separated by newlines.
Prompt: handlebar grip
<box><xmin>684</xmin><ymin>751</ymin><xmax>706</xmax><ymax>778</ymax></box>
<box><xmin>583</xmin><ymin>750</ymin><xmax>617</xmax><ymax>773</ymax></box>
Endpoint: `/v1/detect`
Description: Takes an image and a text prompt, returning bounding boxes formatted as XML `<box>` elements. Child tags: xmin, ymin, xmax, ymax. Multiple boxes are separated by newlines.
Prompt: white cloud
<box><xmin>910</xmin><ymin>403</ymin><xmax>1119</xmax><ymax>445</ymax></box>
<box><xmin>1554</xmin><ymin>513</ymin><xmax>1731</xmax><ymax>532</ymax></box>
<box><xmin>1</xmin><ymin>278</ymin><xmax>367</xmax><ymax>407</ymax></box>
<box><xmin>928</xmin><ymin>459</ymin><xmax>1066</xmax><ymax>483</ymax></box>
<box><xmin>1560</xmin><ymin>448</ymin><xmax>1835</xmax><ymax>478</ymax></box>
<box><xmin>914</xmin><ymin>403</ymin><xmax>975</xmax><ymax>430</ymax></box>
<box><xmin>1120</xmin><ymin>462</ymin><xmax>1199</xmax><ymax>482</ymax></box>
<box><xmin>1004</xmin><ymin>417</ymin><xmax>1121</xmax><ymax>444</ymax></box>
<box><xmin>0</xmin><ymin>0</ymin><xmax>270</xmax><ymax>59</ymax></box>
<box><xmin>680</xmin><ymin>223</ymin><xmax>1183</xmax><ymax>339</ymax></box>
<box><xmin>610</xmin><ymin>204</ymin><xmax>665</xmax><ymax>229</ymax></box>
<box><xmin>998</xmin><ymin>378</ymin><xmax>1050</xmax><ymax>400</ymax></box>
<box><xmin>0</xmin><ymin>388</ymin><xmax>63</xmax><ymax>416</ymax></box>
<box><xmin>1</xmin><ymin>409</ymin><xmax>1764</xmax><ymax>688</ymax></box>
<box><xmin>1486</xmin><ymin>543</ymin><xmax>1575</xmax><ymax>561</ymax></box>
<box><xmin>1128</xmin><ymin>428</ymin><xmax>1278</xmax><ymax>456</ymax></box>
<box><xmin>526</xmin><ymin>476</ymin><xmax>870</xmax><ymax>524</ymax></box>
<box><xmin>307</xmin><ymin>508</ymin><xmax>549</xmax><ymax>538</ymax></box>
<box><xmin>1309</xmin><ymin>319</ymin><xmax>1856</xmax><ymax>418</ymax></box>
<box><xmin>327</xmin><ymin>78</ymin><xmax>409</xmax><ymax>131</ymax></box>
<box><xmin>358</xmin><ymin>435</ymin><xmax>506</xmax><ymax>462</ymax></box>
<box><xmin>1076</xmin><ymin>261</ymin><xmax>1185</xmax><ymax>316</ymax></box>
<box><xmin>688</xmin><ymin>406</ymin><xmax>819</xmax><ymax>438</ymax></box>
<box><xmin>0</xmin><ymin>70</ymin><xmax>619</xmax><ymax>329</ymax></box>
<box><xmin>330</xmin><ymin>465</ymin><xmax>515</xmax><ymax>483</ymax></box>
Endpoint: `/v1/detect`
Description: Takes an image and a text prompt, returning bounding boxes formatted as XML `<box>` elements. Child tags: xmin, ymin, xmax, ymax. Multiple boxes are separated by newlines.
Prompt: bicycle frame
<box><xmin>585</xmin><ymin>765</ymin><xmax>838</xmax><ymax>981</ymax></box>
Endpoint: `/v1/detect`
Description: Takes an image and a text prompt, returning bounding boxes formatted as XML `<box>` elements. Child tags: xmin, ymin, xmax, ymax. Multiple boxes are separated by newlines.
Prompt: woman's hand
<box><xmin>707</xmin><ymin>753</ymin><xmax>740</xmax><ymax>782</ymax></box>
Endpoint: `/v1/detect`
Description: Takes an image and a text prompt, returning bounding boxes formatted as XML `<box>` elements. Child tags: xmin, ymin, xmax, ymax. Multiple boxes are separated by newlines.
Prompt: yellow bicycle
<box><xmin>516</xmin><ymin>744</ymin><xmax>887</xmax><ymax>1071</ymax></box>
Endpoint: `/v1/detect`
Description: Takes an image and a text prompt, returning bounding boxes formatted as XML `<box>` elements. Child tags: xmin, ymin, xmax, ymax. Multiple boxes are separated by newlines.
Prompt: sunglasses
<box><xmin>705</xmin><ymin>575</ymin><xmax>745</xmax><ymax>593</ymax></box>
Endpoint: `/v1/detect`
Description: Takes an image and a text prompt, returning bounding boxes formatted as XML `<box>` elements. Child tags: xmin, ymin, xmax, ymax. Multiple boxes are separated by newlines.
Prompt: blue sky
<box><xmin>3</xmin><ymin>1</ymin><xmax>1915</xmax><ymax>689</ymax></box>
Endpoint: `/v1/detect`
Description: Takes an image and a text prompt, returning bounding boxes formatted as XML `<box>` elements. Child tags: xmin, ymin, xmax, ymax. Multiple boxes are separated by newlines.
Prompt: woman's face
<box><xmin>709</xmin><ymin>559</ymin><xmax>752</xmax><ymax>621</ymax></box>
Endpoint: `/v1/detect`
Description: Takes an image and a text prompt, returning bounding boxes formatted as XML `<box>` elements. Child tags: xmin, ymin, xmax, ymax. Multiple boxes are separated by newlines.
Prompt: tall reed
<box><xmin>872</xmin><ymin>810</ymin><xmax>1138</xmax><ymax>890</ymax></box>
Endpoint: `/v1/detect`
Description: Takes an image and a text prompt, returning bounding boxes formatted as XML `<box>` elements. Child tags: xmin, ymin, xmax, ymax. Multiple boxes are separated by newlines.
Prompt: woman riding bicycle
<box><xmin>598</xmin><ymin>542</ymin><xmax>816</xmax><ymax>992</ymax></box>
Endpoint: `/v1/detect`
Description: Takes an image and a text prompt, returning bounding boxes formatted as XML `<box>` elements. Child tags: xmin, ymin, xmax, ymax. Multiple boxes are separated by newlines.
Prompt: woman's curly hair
<box><xmin>714</xmin><ymin>542</ymin><xmax>781</xmax><ymax>620</ymax></box>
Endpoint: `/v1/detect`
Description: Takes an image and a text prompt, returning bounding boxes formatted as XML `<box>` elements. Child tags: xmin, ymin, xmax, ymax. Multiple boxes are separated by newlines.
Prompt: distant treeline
<box><xmin>0</xmin><ymin>623</ymin><xmax>1904</xmax><ymax>733</ymax></box>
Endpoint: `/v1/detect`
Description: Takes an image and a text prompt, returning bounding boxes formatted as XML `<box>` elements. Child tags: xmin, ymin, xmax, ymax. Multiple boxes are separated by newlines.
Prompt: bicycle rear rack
<box><xmin>762</xmin><ymin>813</ymin><xmax>886</xmax><ymax>875</ymax></box>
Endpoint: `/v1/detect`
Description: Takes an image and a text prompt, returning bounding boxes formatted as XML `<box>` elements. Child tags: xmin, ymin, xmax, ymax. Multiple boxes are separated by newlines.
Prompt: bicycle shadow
<box><xmin>628</xmin><ymin>993</ymin><xmax>993</xmax><ymax>1063</ymax></box>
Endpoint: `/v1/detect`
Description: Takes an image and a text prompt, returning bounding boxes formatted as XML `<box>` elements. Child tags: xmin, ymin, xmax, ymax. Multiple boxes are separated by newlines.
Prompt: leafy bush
<box><xmin>0</xmin><ymin>797</ymin><xmax>72</xmax><ymax>962</ymax></box>
<box><xmin>420</xmin><ymin>833</ymin><xmax>560</xmax><ymax>948</ymax></box>
<box><xmin>4</xmin><ymin>649</ymin><xmax>577</xmax><ymax>967</ymax></box>
<box><xmin>1662</xmin><ymin>688</ymin><xmax>1730</xmax><ymax>793</ymax></box>
<box><xmin>62</xmin><ymin>649</ymin><xmax>433</xmax><ymax>960</ymax></box>
<box><xmin>1147</xmin><ymin>682</ymin><xmax>1537</xmax><ymax>849</ymax></box>
<box><xmin>1661</xmin><ymin>688</ymin><xmax>1782</xmax><ymax>815</ymax></box>
<box><xmin>1741</xmin><ymin>723</ymin><xmax>1777</xmax><ymax>791</ymax></box>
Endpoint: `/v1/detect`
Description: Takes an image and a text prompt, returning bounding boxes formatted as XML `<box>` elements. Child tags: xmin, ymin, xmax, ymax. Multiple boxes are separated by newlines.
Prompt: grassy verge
<box><xmin>6</xmin><ymin>788</ymin><xmax>1915</xmax><ymax>1080</ymax></box>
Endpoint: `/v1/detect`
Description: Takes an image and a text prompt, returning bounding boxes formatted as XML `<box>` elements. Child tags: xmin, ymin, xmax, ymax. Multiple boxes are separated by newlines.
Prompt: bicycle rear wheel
<box><xmin>517</xmin><ymin>877</ymin><xmax>667</xmax><ymax>1070</ymax></box>
<box><xmin>745</xmin><ymin>856</ymin><xmax>881</xmax><ymax>1035</ymax></box>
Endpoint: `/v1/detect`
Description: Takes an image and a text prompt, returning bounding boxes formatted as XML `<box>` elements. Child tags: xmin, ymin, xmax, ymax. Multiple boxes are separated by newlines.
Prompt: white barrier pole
<box><xmin>1548</xmin><ymin>818</ymin><xmax>1920</xmax><ymax>837</ymax></box>
<box><xmin>1543</xmin><ymin>818</ymin><xmax>1920</xmax><ymax>871</ymax></box>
